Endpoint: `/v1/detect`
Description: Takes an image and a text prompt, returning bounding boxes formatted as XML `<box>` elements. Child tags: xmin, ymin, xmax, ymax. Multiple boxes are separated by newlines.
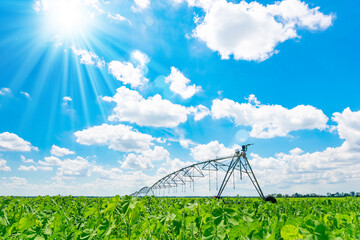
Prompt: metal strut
<box><xmin>216</xmin><ymin>153</ymin><xmax>240</xmax><ymax>198</ymax></box>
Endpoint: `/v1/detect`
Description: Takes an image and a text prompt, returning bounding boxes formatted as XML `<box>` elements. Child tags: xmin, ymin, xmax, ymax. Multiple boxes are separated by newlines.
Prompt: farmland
<box><xmin>0</xmin><ymin>196</ymin><xmax>359</xmax><ymax>239</ymax></box>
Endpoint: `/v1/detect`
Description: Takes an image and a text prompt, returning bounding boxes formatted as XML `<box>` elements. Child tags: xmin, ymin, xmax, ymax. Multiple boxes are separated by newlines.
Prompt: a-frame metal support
<box><xmin>215</xmin><ymin>144</ymin><xmax>265</xmax><ymax>199</ymax></box>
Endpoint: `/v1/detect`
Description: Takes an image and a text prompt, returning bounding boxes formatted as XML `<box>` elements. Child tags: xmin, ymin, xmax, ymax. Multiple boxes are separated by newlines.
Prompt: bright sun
<box><xmin>40</xmin><ymin>0</ymin><xmax>91</xmax><ymax>38</ymax></box>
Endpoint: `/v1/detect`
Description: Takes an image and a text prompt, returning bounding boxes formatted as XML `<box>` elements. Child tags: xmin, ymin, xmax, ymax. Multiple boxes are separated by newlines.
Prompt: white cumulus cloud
<box><xmin>131</xmin><ymin>50</ymin><xmax>149</xmax><ymax>68</ymax></box>
<box><xmin>0</xmin><ymin>132</ymin><xmax>38</xmax><ymax>152</ymax></box>
<box><xmin>332</xmin><ymin>108</ymin><xmax>360</xmax><ymax>149</ymax></box>
<box><xmin>21</xmin><ymin>155</ymin><xmax>35</xmax><ymax>163</ymax></box>
<box><xmin>102</xmin><ymin>86</ymin><xmax>189</xmax><ymax>128</ymax></box>
<box><xmin>50</xmin><ymin>145</ymin><xmax>75</xmax><ymax>157</ymax></box>
<box><xmin>120</xmin><ymin>146</ymin><xmax>170</xmax><ymax>170</ymax></box>
<box><xmin>71</xmin><ymin>47</ymin><xmax>105</xmax><ymax>68</ymax></box>
<box><xmin>38</xmin><ymin>156</ymin><xmax>63</xmax><ymax>166</ymax></box>
<box><xmin>240</xmin><ymin>108</ymin><xmax>360</xmax><ymax>192</ymax></box>
<box><xmin>193</xmin><ymin>0</ymin><xmax>333</xmax><ymax>61</ymax></box>
<box><xmin>188</xmin><ymin>104</ymin><xmax>210</xmax><ymax>121</ymax></box>
<box><xmin>74</xmin><ymin>123</ymin><xmax>155</xmax><ymax>152</ymax></box>
<box><xmin>211</xmin><ymin>95</ymin><xmax>328</xmax><ymax>138</ymax></box>
<box><xmin>56</xmin><ymin>156</ymin><xmax>91</xmax><ymax>178</ymax></box>
<box><xmin>132</xmin><ymin>0</ymin><xmax>150</xmax><ymax>11</ymax></box>
<box><xmin>0</xmin><ymin>159</ymin><xmax>11</xmax><ymax>172</ymax></box>
<box><xmin>108</xmin><ymin>50</ymin><xmax>149</xmax><ymax>88</ymax></box>
<box><xmin>249</xmin><ymin>143</ymin><xmax>360</xmax><ymax>191</ymax></box>
<box><xmin>190</xmin><ymin>140</ymin><xmax>240</xmax><ymax>161</ymax></box>
<box><xmin>165</xmin><ymin>67</ymin><xmax>202</xmax><ymax>99</ymax></box>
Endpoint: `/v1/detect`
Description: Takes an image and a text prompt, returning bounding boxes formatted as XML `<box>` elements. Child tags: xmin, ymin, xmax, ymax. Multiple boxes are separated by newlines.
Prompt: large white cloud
<box><xmin>193</xmin><ymin>0</ymin><xmax>333</xmax><ymax>61</ymax></box>
<box><xmin>249</xmin><ymin>143</ymin><xmax>360</xmax><ymax>191</ymax></box>
<box><xmin>120</xmin><ymin>146</ymin><xmax>170</xmax><ymax>170</ymax></box>
<box><xmin>74</xmin><ymin>123</ymin><xmax>154</xmax><ymax>152</ymax></box>
<box><xmin>211</xmin><ymin>95</ymin><xmax>328</xmax><ymax>138</ymax></box>
<box><xmin>332</xmin><ymin>108</ymin><xmax>360</xmax><ymax>149</ymax></box>
<box><xmin>50</xmin><ymin>145</ymin><xmax>75</xmax><ymax>157</ymax></box>
<box><xmin>190</xmin><ymin>140</ymin><xmax>239</xmax><ymax>161</ymax></box>
<box><xmin>165</xmin><ymin>67</ymin><xmax>202</xmax><ymax>99</ymax></box>
<box><xmin>56</xmin><ymin>156</ymin><xmax>91</xmax><ymax>178</ymax></box>
<box><xmin>240</xmin><ymin>108</ymin><xmax>360</xmax><ymax>193</ymax></box>
<box><xmin>102</xmin><ymin>86</ymin><xmax>189</xmax><ymax>128</ymax></box>
<box><xmin>0</xmin><ymin>132</ymin><xmax>38</xmax><ymax>152</ymax></box>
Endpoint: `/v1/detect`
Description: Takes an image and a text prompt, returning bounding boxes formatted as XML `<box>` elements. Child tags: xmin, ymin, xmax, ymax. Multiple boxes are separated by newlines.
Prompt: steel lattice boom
<box><xmin>131</xmin><ymin>144</ymin><xmax>275</xmax><ymax>202</ymax></box>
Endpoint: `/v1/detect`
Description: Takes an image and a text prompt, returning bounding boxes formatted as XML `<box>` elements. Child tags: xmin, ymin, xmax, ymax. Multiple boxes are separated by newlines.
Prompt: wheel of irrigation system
<box><xmin>265</xmin><ymin>196</ymin><xmax>277</xmax><ymax>203</ymax></box>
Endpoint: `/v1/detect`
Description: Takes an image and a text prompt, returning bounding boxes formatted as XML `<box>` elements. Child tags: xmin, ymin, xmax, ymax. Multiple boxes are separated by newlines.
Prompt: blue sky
<box><xmin>0</xmin><ymin>0</ymin><xmax>359</xmax><ymax>196</ymax></box>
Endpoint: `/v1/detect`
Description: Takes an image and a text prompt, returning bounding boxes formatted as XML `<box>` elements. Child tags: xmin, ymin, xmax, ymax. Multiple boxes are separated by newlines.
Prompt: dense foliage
<box><xmin>0</xmin><ymin>196</ymin><xmax>359</xmax><ymax>239</ymax></box>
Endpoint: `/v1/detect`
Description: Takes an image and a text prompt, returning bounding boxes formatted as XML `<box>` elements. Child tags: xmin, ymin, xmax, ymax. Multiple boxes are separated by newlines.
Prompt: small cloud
<box><xmin>188</xmin><ymin>105</ymin><xmax>210</xmax><ymax>121</ymax></box>
<box><xmin>165</xmin><ymin>67</ymin><xmax>202</xmax><ymax>99</ymax></box>
<box><xmin>38</xmin><ymin>156</ymin><xmax>62</xmax><ymax>166</ymax></box>
<box><xmin>0</xmin><ymin>159</ymin><xmax>11</xmax><ymax>172</ymax></box>
<box><xmin>71</xmin><ymin>47</ymin><xmax>105</xmax><ymax>69</ymax></box>
<box><xmin>63</xmin><ymin>96</ymin><xmax>72</xmax><ymax>102</ymax></box>
<box><xmin>132</xmin><ymin>0</ymin><xmax>150</xmax><ymax>12</ymax></box>
<box><xmin>21</xmin><ymin>155</ymin><xmax>35</xmax><ymax>163</ymax></box>
<box><xmin>50</xmin><ymin>35</ymin><xmax>63</xmax><ymax>47</ymax></box>
<box><xmin>18</xmin><ymin>165</ymin><xmax>53</xmax><ymax>171</ymax></box>
<box><xmin>62</xmin><ymin>96</ymin><xmax>76</xmax><ymax>116</ymax></box>
<box><xmin>20</xmin><ymin>91</ymin><xmax>30</xmax><ymax>99</ymax></box>
<box><xmin>50</xmin><ymin>145</ymin><xmax>75</xmax><ymax>157</ymax></box>
<box><xmin>0</xmin><ymin>88</ymin><xmax>11</xmax><ymax>96</ymax></box>
<box><xmin>107</xmin><ymin>12</ymin><xmax>131</xmax><ymax>24</ymax></box>
<box><xmin>131</xmin><ymin>50</ymin><xmax>149</xmax><ymax>69</ymax></box>
<box><xmin>246</xmin><ymin>94</ymin><xmax>260</xmax><ymax>106</ymax></box>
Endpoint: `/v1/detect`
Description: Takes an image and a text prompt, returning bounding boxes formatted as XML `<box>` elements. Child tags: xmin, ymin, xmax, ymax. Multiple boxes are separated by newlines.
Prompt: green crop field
<box><xmin>0</xmin><ymin>196</ymin><xmax>359</xmax><ymax>239</ymax></box>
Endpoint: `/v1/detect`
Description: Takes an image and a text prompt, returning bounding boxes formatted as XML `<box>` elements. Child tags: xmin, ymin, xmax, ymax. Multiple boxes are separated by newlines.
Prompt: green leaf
<box><xmin>84</xmin><ymin>207</ymin><xmax>97</xmax><ymax>218</ymax></box>
<box><xmin>0</xmin><ymin>216</ymin><xmax>9</xmax><ymax>226</ymax></box>
<box><xmin>281</xmin><ymin>225</ymin><xmax>300</xmax><ymax>240</ymax></box>
<box><xmin>202</xmin><ymin>226</ymin><xmax>215</xmax><ymax>240</ymax></box>
<box><xmin>212</xmin><ymin>208</ymin><xmax>222</xmax><ymax>218</ymax></box>
<box><xmin>34</xmin><ymin>235</ymin><xmax>45</xmax><ymax>240</ymax></box>
<box><xmin>18</xmin><ymin>214</ymin><xmax>36</xmax><ymax>232</ymax></box>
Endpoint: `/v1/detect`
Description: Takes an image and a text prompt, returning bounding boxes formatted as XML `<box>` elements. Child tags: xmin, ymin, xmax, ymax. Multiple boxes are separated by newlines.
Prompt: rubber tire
<box><xmin>265</xmin><ymin>196</ymin><xmax>277</xmax><ymax>203</ymax></box>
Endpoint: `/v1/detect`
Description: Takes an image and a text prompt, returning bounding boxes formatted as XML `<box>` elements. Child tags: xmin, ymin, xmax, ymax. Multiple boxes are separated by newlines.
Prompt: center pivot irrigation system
<box><xmin>132</xmin><ymin>144</ymin><xmax>276</xmax><ymax>203</ymax></box>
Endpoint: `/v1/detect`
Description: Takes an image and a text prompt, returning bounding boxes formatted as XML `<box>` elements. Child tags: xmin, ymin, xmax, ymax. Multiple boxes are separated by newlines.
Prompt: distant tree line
<box><xmin>270</xmin><ymin>191</ymin><xmax>360</xmax><ymax>198</ymax></box>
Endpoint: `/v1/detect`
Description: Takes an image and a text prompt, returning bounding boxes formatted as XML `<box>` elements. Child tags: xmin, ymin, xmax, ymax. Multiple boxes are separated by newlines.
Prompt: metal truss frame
<box><xmin>131</xmin><ymin>144</ymin><xmax>265</xmax><ymax>199</ymax></box>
